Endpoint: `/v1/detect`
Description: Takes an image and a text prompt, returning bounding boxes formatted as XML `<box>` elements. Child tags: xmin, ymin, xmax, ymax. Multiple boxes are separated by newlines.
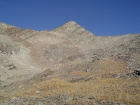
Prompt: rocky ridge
<box><xmin>0</xmin><ymin>21</ymin><xmax>140</xmax><ymax>105</ymax></box>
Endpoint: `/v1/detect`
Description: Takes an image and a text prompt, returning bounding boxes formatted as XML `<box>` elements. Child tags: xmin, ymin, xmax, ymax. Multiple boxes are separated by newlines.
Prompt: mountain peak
<box><xmin>65</xmin><ymin>21</ymin><xmax>78</xmax><ymax>25</ymax></box>
<box><xmin>60</xmin><ymin>21</ymin><xmax>80</xmax><ymax>29</ymax></box>
<box><xmin>52</xmin><ymin>21</ymin><xmax>84</xmax><ymax>33</ymax></box>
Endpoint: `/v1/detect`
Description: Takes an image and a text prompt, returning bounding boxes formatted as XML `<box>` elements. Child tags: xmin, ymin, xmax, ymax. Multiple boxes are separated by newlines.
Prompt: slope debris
<box><xmin>0</xmin><ymin>21</ymin><xmax>140</xmax><ymax>105</ymax></box>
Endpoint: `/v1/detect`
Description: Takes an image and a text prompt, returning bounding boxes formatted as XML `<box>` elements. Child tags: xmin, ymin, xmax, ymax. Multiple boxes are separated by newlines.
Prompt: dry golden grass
<box><xmin>3</xmin><ymin>58</ymin><xmax>139</xmax><ymax>104</ymax></box>
<box><xmin>92</xmin><ymin>58</ymin><xmax>128</xmax><ymax>74</ymax></box>
<box><xmin>67</xmin><ymin>58</ymin><xmax>128</xmax><ymax>80</ymax></box>
<box><xmin>8</xmin><ymin>77</ymin><xmax>140</xmax><ymax>104</ymax></box>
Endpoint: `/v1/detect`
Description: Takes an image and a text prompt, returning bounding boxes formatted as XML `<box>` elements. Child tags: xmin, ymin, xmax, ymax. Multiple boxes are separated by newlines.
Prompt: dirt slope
<box><xmin>0</xmin><ymin>21</ymin><xmax>140</xmax><ymax>105</ymax></box>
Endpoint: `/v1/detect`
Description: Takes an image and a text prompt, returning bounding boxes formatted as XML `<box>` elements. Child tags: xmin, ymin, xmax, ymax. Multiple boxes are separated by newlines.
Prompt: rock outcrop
<box><xmin>0</xmin><ymin>21</ymin><xmax>140</xmax><ymax>105</ymax></box>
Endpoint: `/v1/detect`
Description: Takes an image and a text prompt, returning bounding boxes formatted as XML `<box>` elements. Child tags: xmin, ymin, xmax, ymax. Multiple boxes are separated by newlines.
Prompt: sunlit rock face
<box><xmin>0</xmin><ymin>21</ymin><xmax>140</xmax><ymax>105</ymax></box>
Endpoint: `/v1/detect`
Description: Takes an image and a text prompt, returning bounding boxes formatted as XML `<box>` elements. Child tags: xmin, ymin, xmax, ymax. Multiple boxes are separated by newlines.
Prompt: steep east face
<box><xmin>0</xmin><ymin>21</ymin><xmax>140</xmax><ymax>105</ymax></box>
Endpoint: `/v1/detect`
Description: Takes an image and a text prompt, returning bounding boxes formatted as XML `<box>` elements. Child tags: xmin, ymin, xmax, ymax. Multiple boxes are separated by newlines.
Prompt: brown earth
<box><xmin>0</xmin><ymin>21</ymin><xmax>140</xmax><ymax>105</ymax></box>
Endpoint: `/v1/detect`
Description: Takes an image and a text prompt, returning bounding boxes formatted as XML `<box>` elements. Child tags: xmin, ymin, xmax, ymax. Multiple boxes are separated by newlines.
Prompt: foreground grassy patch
<box><xmin>8</xmin><ymin>77</ymin><xmax>140</xmax><ymax>104</ymax></box>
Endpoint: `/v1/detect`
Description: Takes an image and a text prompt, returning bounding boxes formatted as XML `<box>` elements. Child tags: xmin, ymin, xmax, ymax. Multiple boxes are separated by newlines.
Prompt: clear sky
<box><xmin>0</xmin><ymin>0</ymin><xmax>140</xmax><ymax>36</ymax></box>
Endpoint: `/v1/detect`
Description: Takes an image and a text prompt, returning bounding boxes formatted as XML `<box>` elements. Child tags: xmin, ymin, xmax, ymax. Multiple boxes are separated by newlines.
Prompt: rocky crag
<box><xmin>0</xmin><ymin>21</ymin><xmax>140</xmax><ymax>105</ymax></box>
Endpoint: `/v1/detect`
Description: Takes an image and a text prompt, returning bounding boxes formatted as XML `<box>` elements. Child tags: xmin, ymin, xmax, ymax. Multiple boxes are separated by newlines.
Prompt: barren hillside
<box><xmin>0</xmin><ymin>21</ymin><xmax>140</xmax><ymax>105</ymax></box>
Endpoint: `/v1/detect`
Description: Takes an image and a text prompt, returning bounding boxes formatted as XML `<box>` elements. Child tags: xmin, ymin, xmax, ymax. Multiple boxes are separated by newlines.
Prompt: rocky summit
<box><xmin>0</xmin><ymin>21</ymin><xmax>140</xmax><ymax>105</ymax></box>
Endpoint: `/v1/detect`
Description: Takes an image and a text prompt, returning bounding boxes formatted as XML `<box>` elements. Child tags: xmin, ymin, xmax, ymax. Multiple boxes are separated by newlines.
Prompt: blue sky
<box><xmin>0</xmin><ymin>0</ymin><xmax>140</xmax><ymax>36</ymax></box>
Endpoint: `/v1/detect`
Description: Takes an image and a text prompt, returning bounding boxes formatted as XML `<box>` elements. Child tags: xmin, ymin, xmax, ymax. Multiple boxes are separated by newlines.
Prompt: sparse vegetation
<box><xmin>6</xmin><ymin>77</ymin><xmax>139</xmax><ymax>104</ymax></box>
<box><xmin>0</xmin><ymin>22</ymin><xmax>140</xmax><ymax>105</ymax></box>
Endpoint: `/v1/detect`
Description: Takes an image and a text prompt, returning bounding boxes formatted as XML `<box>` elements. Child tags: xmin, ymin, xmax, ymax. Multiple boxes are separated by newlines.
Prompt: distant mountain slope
<box><xmin>0</xmin><ymin>21</ymin><xmax>140</xmax><ymax>105</ymax></box>
<box><xmin>0</xmin><ymin>21</ymin><xmax>139</xmax><ymax>82</ymax></box>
